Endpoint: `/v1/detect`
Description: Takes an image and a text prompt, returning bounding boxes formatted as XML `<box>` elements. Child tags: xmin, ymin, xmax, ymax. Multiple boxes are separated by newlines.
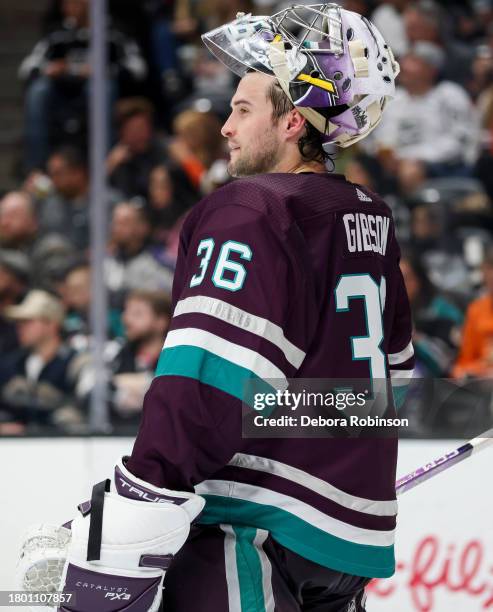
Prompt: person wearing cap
<box><xmin>0</xmin><ymin>289</ymin><xmax>89</xmax><ymax>430</ymax></box>
<box><xmin>366</xmin><ymin>40</ymin><xmax>480</xmax><ymax>193</ymax></box>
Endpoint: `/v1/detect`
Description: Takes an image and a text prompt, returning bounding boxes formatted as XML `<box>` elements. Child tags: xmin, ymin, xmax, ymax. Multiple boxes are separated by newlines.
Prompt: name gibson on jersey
<box><xmin>343</xmin><ymin>213</ymin><xmax>390</xmax><ymax>256</ymax></box>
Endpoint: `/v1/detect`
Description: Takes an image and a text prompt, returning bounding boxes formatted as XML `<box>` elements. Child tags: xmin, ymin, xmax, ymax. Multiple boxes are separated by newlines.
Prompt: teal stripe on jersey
<box><xmin>155</xmin><ymin>345</ymin><xmax>276</xmax><ymax>407</ymax></box>
<box><xmin>233</xmin><ymin>526</ymin><xmax>267</xmax><ymax>612</ymax></box>
<box><xmin>391</xmin><ymin>384</ymin><xmax>409</xmax><ymax>411</ymax></box>
<box><xmin>199</xmin><ymin>495</ymin><xmax>395</xmax><ymax>578</ymax></box>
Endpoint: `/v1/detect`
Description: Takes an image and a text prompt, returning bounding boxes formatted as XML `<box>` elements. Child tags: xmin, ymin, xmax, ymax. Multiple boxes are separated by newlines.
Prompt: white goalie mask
<box><xmin>202</xmin><ymin>3</ymin><xmax>400</xmax><ymax>147</ymax></box>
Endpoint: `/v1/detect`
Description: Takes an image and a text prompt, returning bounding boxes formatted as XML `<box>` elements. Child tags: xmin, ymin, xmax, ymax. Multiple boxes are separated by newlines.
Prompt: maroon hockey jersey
<box><xmin>127</xmin><ymin>172</ymin><xmax>414</xmax><ymax>578</ymax></box>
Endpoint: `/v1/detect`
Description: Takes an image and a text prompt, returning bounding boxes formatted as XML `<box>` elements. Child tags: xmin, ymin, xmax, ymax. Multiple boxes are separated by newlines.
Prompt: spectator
<box><xmin>371</xmin><ymin>0</ymin><xmax>409</xmax><ymax>58</ymax></box>
<box><xmin>19</xmin><ymin>0</ymin><xmax>147</xmax><ymax>170</ymax></box>
<box><xmin>0</xmin><ymin>290</ymin><xmax>90</xmax><ymax>430</ymax></box>
<box><xmin>169</xmin><ymin>109</ymin><xmax>226</xmax><ymax>191</ymax></box>
<box><xmin>400</xmin><ymin>252</ymin><xmax>463</xmax><ymax>376</ymax></box>
<box><xmin>105</xmin><ymin>201</ymin><xmax>174</xmax><ymax>302</ymax></box>
<box><xmin>0</xmin><ymin>189</ymin><xmax>81</xmax><ymax>288</ymax></box>
<box><xmin>0</xmin><ymin>191</ymin><xmax>38</xmax><ymax>252</ymax></box>
<box><xmin>344</xmin><ymin>152</ymin><xmax>409</xmax><ymax>242</ymax></box>
<box><xmin>110</xmin><ymin>289</ymin><xmax>171</xmax><ymax>422</ymax></box>
<box><xmin>473</xmin><ymin>42</ymin><xmax>493</xmax><ymax>199</ymax></box>
<box><xmin>58</xmin><ymin>261</ymin><xmax>123</xmax><ymax>344</ymax></box>
<box><xmin>403</xmin><ymin>0</ymin><xmax>474</xmax><ymax>86</ymax></box>
<box><xmin>467</xmin><ymin>43</ymin><xmax>493</xmax><ymax>103</ymax></box>
<box><xmin>37</xmin><ymin>146</ymin><xmax>121</xmax><ymax>251</ymax></box>
<box><xmin>147</xmin><ymin>163</ymin><xmax>199</xmax><ymax>246</ymax></box>
<box><xmin>453</xmin><ymin>246</ymin><xmax>493</xmax><ymax>378</ymax></box>
<box><xmin>0</xmin><ymin>251</ymin><xmax>30</xmax><ymax>356</ymax></box>
<box><xmin>368</xmin><ymin>41</ymin><xmax>479</xmax><ymax>192</ymax></box>
<box><xmin>408</xmin><ymin>200</ymin><xmax>472</xmax><ymax>295</ymax></box>
<box><xmin>143</xmin><ymin>0</ymin><xmax>198</xmax><ymax>103</ymax></box>
<box><xmin>107</xmin><ymin>97</ymin><xmax>167</xmax><ymax>198</ymax></box>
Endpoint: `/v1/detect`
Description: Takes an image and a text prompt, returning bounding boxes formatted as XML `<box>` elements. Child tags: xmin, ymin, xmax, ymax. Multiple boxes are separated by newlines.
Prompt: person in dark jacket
<box><xmin>0</xmin><ymin>289</ymin><xmax>90</xmax><ymax>430</ymax></box>
<box><xmin>20</xmin><ymin>0</ymin><xmax>147</xmax><ymax>170</ymax></box>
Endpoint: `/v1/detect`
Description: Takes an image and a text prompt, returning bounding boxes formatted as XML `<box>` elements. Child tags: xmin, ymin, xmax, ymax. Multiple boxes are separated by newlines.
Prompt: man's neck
<box><xmin>272</xmin><ymin>158</ymin><xmax>326</xmax><ymax>174</ymax></box>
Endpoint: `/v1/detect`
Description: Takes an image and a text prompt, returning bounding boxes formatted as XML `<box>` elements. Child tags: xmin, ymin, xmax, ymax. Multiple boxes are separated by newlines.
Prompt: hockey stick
<box><xmin>395</xmin><ymin>426</ymin><xmax>493</xmax><ymax>495</ymax></box>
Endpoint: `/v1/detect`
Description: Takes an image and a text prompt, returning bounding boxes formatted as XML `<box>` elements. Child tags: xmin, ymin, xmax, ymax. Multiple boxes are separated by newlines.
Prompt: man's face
<box><xmin>62</xmin><ymin>267</ymin><xmax>91</xmax><ymax>312</ymax></box>
<box><xmin>221</xmin><ymin>72</ymin><xmax>284</xmax><ymax>177</ymax></box>
<box><xmin>404</xmin><ymin>8</ymin><xmax>439</xmax><ymax>44</ymax></box>
<box><xmin>120</xmin><ymin>114</ymin><xmax>153</xmax><ymax>154</ymax></box>
<box><xmin>399</xmin><ymin>55</ymin><xmax>436</xmax><ymax>93</ymax></box>
<box><xmin>123</xmin><ymin>298</ymin><xmax>166</xmax><ymax>342</ymax></box>
<box><xmin>62</xmin><ymin>0</ymin><xmax>88</xmax><ymax>25</ymax></box>
<box><xmin>48</xmin><ymin>156</ymin><xmax>86</xmax><ymax>199</ymax></box>
<box><xmin>17</xmin><ymin>318</ymin><xmax>54</xmax><ymax>348</ymax></box>
<box><xmin>111</xmin><ymin>205</ymin><xmax>148</xmax><ymax>248</ymax></box>
<box><xmin>0</xmin><ymin>193</ymin><xmax>36</xmax><ymax>243</ymax></box>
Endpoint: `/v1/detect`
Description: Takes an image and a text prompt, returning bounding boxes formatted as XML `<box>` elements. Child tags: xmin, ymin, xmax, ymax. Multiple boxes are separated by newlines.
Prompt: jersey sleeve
<box><xmin>127</xmin><ymin>190</ymin><xmax>317</xmax><ymax>490</ymax></box>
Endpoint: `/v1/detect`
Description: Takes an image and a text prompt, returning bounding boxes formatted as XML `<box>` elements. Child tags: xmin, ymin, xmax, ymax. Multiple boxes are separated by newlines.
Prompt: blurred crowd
<box><xmin>2</xmin><ymin>0</ymin><xmax>493</xmax><ymax>435</ymax></box>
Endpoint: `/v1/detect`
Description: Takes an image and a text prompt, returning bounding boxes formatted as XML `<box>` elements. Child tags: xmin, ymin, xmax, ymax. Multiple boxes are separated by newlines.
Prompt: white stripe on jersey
<box><xmin>253</xmin><ymin>529</ymin><xmax>275</xmax><ymax>612</ymax></box>
<box><xmin>163</xmin><ymin>328</ymin><xmax>288</xmax><ymax>388</ymax></box>
<box><xmin>196</xmin><ymin>480</ymin><xmax>396</xmax><ymax>547</ymax></box>
<box><xmin>390</xmin><ymin>368</ymin><xmax>414</xmax><ymax>384</ymax></box>
<box><xmin>173</xmin><ymin>295</ymin><xmax>306</xmax><ymax>369</ymax></box>
<box><xmin>388</xmin><ymin>341</ymin><xmax>414</xmax><ymax>365</ymax></box>
<box><xmin>221</xmin><ymin>525</ymin><xmax>242</xmax><ymax>612</ymax></box>
<box><xmin>228</xmin><ymin>453</ymin><xmax>397</xmax><ymax>516</ymax></box>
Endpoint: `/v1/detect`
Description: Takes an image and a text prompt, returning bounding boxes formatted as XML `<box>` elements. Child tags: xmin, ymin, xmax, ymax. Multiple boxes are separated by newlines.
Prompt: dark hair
<box><xmin>114</xmin><ymin>199</ymin><xmax>151</xmax><ymax>224</ymax></box>
<box><xmin>126</xmin><ymin>290</ymin><xmax>172</xmax><ymax>318</ymax></box>
<box><xmin>115</xmin><ymin>97</ymin><xmax>154</xmax><ymax>128</ymax></box>
<box><xmin>50</xmin><ymin>146</ymin><xmax>87</xmax><ymax>170</ymax></box>
<box><xmin>266</xmin><ymin>79</ymin><xmax>331</xmax><ymax>164</ymax></box>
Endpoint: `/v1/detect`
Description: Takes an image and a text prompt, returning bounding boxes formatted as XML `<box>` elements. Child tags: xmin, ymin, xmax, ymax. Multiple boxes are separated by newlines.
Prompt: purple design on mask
<box><xmin>293</xmin><ymin>84</ymin><xmax>331</xmax><ymax>108</ymax></box>
<box><xmin>139</xmin><ymin>554</ymin><xmax>174</xmax><ymax>570</ymax></box>
<box><xmin>61</xmin><ymin>563</ymin><xmax>161</xmax><ymax>611</ymax></box>
<box><xmin>62</xmin><ymin>520</ymin><xmax>73</xmax><ymax>530</ymax></box>
<box><xmin>114</xmin><ymin>465</ymin><xmax>187</xmax><ymax>505</ymax></box>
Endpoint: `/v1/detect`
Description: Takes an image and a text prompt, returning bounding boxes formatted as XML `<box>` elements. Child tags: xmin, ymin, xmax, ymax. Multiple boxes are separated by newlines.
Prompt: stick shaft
<box><xmin>396</xmin><ymin>428</ymin><xmax>493</xmax><ymax>495</ymax></box>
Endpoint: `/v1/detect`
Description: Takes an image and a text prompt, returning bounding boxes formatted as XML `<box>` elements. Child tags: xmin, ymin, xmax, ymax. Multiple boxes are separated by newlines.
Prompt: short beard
<box><xmin>227</xmin><ymin>131</ymin><xmax>281</xmax><ymax>177</ymax></box>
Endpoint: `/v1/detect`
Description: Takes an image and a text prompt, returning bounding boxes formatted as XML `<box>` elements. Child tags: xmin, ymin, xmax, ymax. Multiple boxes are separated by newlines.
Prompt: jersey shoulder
<box><xmin>183</xmin><ymin>176</ymin><xmax>296</xmax><ymax>240</ymax></box>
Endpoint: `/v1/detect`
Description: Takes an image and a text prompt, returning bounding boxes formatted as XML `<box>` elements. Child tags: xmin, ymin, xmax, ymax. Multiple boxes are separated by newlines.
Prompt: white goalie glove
<box><xmin>16</xmin><ymin>457</ymin><xmax>205</xmax><ymax>611</ymax></box>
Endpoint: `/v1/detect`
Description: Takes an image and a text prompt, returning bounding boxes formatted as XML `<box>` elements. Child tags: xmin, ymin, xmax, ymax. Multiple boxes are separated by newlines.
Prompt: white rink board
<box><xmin>0</xmin><ymin>438</ymin><xmax>491</xmax><ymax>612</ymax></box>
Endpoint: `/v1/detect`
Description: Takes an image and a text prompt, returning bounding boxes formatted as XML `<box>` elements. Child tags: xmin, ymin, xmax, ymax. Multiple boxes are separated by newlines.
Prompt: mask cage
<box><xmin>270</xmin><ymin>4</ymin><xmax>344</xmax><ymax>56</ymax></box>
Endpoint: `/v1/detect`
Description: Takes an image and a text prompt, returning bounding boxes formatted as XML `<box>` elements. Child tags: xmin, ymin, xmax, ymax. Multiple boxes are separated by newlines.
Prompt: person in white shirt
<box><xmin>366</xmin><ymin>41</ymin><xmax>480</xmax><ymax>193</ymax></box>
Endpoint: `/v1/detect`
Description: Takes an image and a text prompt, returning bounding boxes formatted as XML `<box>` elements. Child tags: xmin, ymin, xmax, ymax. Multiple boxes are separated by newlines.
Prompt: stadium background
<box><xmin>0</xmin><ymin>0</ymin><xmax>491</xmax><ymax>610</ymax></box>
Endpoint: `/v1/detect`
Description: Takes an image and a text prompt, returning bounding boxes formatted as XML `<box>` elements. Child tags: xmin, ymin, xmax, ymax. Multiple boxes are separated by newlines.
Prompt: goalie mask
<box><xmin>202</xmin><ymin>3</ymin><xmax>400</xmax><ymax>147</ymax></box>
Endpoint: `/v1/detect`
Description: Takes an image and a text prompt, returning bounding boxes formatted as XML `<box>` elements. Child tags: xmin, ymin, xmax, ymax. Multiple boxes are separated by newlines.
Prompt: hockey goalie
<box><xmin>16</xmin><ymin>3</ymin><xmax>413</xmax><ymax>611</ymax></box>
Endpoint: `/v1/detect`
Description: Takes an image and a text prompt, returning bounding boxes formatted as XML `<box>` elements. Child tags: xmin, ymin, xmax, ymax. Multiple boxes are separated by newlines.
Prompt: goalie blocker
<box><xmin>16</xmin><ymin>458</ymin><xmax>204</xmax><ymax>612</ymax></box>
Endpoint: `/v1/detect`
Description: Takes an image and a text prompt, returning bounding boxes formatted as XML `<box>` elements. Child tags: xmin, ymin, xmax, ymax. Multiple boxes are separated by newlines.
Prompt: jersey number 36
<box><xmin>190</xmin><ymin>238</ymin><xmax>252</xmax><ymax>292</ymax></box>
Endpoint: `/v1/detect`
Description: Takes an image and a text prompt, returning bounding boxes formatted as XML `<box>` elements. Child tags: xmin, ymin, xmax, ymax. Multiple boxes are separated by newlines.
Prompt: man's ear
<box><xmin>284</xmin><ymin>109</ymin><xmax>306</xmax><ymax>141</ymax></box>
